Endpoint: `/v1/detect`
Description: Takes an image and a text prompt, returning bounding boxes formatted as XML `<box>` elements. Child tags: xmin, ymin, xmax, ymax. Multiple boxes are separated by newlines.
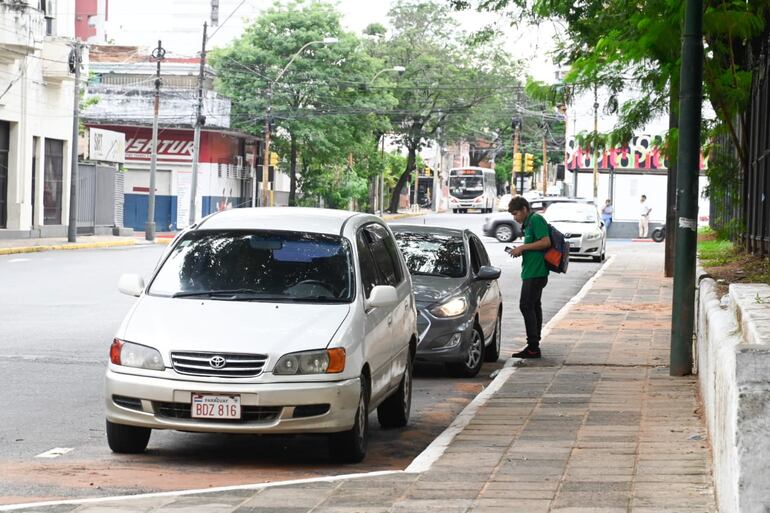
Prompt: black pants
<box><xmin>519</xmin><ymin>276</ymin><xmax>548</xmax><ymax>349</ymax></box>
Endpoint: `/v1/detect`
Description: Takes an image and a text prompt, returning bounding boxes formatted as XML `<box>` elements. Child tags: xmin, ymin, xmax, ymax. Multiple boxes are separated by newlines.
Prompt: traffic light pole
<box><xmin>146</xmin><ymin>41</ymin><xmax>165</xmax><ymax>242</ymax></box>
<box><xmin>511</xmin><ymin>121</ymin><xmax>520</xmax><ymax>195</ymax></box>
<box><xmin>670</xmin><ymin>0</ymin><xmax>703</xmax><ymax>376</ymax></box>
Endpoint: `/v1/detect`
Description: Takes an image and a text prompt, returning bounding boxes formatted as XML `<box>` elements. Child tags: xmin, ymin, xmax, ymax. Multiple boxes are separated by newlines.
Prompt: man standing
<box><xmin>639</xmin><ymin>194</ymin><xmax>652</xmax><ymax>238</ymax></box>
<box><xmin>601</xmin><ymin>199</ymin><xmax>613</xmax><ymax>234</ymax></box>
<box><xmin>508</xmin><ymin>196</ymin><xmax>551</xmax><ymax>358</ymax></box>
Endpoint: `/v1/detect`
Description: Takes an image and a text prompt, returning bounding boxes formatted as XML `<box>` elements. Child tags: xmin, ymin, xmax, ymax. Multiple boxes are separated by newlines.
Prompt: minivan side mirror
<box><xmin>476</xmin><ymin>265</ymin><xmax>501</xmax><ymax>281</ymax></box>
<box><xmin>118</xmin><ymin>273</ymin><xmax>145</xmax><ymax>297</ymax></box>
<box><xmin>367</xmin><ymin>285</ymin><xmax>399</xmax><ymax>308</ymax></box>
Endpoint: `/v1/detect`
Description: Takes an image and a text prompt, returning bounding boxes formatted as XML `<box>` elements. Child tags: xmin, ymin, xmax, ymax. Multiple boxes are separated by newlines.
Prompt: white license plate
<box><xmin>191</xmin><ymin>394</ymin><xmax>241</xmax><ymax>419</ymax></box>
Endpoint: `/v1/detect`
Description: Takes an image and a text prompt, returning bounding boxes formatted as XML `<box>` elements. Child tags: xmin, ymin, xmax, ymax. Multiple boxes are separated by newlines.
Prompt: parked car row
<box><xmin>106</xmin><ymin>208</ymin><xmax>503</xmax><ymax>463</ymax></box>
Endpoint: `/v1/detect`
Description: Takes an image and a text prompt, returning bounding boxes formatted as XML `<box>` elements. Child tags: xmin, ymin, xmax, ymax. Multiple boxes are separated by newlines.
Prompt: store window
<box><xmin>44</xmin><ymin>138</ymin><xmax>64</xmax><ymax>225</ymax></box>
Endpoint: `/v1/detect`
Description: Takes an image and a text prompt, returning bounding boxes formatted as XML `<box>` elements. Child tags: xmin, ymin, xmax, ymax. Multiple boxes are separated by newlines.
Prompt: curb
<box><xmin>0</xmin><ymin>240</ymin><xmax>138</xmax><ymax>256</ymax></box>
<box><xmin>383</xmin><ymin>212</ymin><xmax>426</xmax><ymax>221</ymax></box>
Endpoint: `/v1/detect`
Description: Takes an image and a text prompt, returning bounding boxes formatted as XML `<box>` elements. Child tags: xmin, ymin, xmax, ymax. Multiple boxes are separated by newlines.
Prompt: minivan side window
<box><xmin>356</xmin><ymin>231</ymin><xmax>380</xmax><ymax>298</ymax></box>
<box><xmin>363</xmin><ymin>224</ymin><xmax>403</xmax><ymax>287</ymax></box>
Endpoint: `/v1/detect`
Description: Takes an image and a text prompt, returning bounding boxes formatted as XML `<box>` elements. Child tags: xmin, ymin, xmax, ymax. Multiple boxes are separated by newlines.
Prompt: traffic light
<box><xmin>513</xmin><ymin>152</ymin><xmax>522</xmax><ymax>172</ymax></box>
<box><xmin>524</xmin><ymin>153</ymin><xmax>534</xmax><ymax>172</ymax></box>
<box><xmin>269</xmin><ymin>152</ymin><xmax>279</xmax><ymax>166</ymax></box>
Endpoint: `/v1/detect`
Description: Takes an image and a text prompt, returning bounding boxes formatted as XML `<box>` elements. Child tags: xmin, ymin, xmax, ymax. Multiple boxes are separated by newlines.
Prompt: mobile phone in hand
<box><xmin>504</xmin><ymin>246</ymin><xmax>513</xmax><ymax>254</ymax></box>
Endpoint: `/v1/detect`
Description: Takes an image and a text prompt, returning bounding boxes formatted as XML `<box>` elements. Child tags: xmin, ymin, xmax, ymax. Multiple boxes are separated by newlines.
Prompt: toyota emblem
<box><xmin>209</xmin><ymin>356</ymin><xmax>226</xmax><ymax>369</ymax></box>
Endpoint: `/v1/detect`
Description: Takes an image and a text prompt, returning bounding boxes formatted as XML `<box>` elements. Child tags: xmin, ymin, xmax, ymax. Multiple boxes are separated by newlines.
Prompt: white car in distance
<box><xmin>543</xmin><ymin>202</ymin><xmax>607</xmax><ymax>262</ymax></box>
<box><xmin>106</xmin><ymin>208</ymin><xmax>417</xmax><ymax>463</ymax></box>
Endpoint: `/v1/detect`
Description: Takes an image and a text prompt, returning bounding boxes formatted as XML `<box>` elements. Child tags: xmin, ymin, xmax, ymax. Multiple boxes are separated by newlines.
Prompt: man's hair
<box><xmin>641</xmin><ymin>194</ymin><xmax>647</xmax><ymax>200</ymax></box>
<box><xmin>508</xmin><ymin>196</ymin><xmax>530</xmax><ymax>213</ymax></box>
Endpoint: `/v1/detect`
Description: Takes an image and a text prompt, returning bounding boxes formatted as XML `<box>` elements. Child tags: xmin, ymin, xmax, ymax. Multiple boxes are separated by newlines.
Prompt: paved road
<box><xmin>0</xmin><ymin>211</ymin><xmax>602</xmax><ymax>505</ymax></box>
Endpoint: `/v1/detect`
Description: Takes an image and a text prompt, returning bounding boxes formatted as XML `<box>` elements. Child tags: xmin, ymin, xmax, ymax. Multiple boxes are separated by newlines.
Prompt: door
<box><xmin>0</xmin><ymin>121</ymin><xmax>8</xmax><ymax>228</ymax></box>
<box><xmin>356</xmin><ymin>229</ymin><xmax>392</xmax><ymax>405</ymax></box>
<box><xmin>469</xmin><ymin>234</ymin><xmax>498</xmax><ymax>338</ymax></box>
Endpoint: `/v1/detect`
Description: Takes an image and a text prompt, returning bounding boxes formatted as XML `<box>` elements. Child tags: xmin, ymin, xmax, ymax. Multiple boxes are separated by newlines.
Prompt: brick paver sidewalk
<box><xmin>9</xmin><ymin>246</ymin><xmax>716</xmax><ymax>513</ymax></box>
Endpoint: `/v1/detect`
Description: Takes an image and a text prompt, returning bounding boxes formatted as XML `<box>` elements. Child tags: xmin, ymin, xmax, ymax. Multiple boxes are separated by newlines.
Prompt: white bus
<box><xmin>448</xmin><ymin>167</ymin><xmax>497</xmax><ymax>213</ymax></box>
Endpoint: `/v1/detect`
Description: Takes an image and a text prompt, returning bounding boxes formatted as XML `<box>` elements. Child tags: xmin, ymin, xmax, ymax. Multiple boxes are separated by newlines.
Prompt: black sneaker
<box><xmin>512</xmin><ymin>347</ymin><xmax>541</xmax><ymax>359</ymax></box>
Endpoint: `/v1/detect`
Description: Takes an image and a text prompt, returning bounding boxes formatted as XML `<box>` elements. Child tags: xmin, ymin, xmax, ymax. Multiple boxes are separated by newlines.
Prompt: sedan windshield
<box><xmin>149</xmin><ymin>230</ymin><xmax>354</xmax><ymax>302</ymax></box>
<box><xmin>544</xmin><ymin>204</ymin><xmax>598</xmax><ymax>223</ymax></box>
<box><xmin>394</xmin><ymin>232</ymin><xmax>466</xmax><ymax>278</ymax></box>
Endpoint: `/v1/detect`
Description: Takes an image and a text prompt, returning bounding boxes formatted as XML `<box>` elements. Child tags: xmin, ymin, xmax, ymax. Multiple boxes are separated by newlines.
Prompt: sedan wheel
<box><xmin>494</xmin><ymin>224</ymin><xmax>514</xmax><ymax>243</ymax></box>
<box><xmin>330</xmin><ymin>375</ymin><xmax>369</xmax><ymax>463</ymax></box>
<box><xmin>447</xmin><ymin>326</ymin><xmax>485</xmax><ymax>378</ymax></box>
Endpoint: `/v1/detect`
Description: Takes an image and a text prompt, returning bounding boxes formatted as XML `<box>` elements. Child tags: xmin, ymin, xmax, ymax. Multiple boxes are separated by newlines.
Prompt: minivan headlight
<box><xmin>110</xmin><ymin>339</ymin><xmax>164</xmax><ymax>371</ymax></box>
<box><xmin>274</xmin><ymin>348</ymin><xmax>346</xmax><ymax>375</ymax></box>
<box><xmin>430</xmin><ymin>296</ymin><xmax>468</xmax><ymax>318</ymax></box>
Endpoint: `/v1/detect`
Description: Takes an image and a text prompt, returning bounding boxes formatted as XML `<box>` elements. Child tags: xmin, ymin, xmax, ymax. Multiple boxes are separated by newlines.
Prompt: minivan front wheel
<box><xmin>377</xmin><ymin>355</ymin><xmax>412</xmax><ymax>428</ymax></box>
<box><xmin>329</xmin><ymin>375</ymin><xmax>369</xmax><ymax>463</ymax></box>
<box><xmin>106</xmin><ymin>420</ymin><xmax>151</xmax><ymax>453</ymax></box>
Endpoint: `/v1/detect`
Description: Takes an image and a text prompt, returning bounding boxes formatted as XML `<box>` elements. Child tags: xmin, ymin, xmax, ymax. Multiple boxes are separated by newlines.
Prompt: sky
<box><xmin>102</xmin><ymin>0</ymin><xmax>560</xmax><ymax>82</ymax></box>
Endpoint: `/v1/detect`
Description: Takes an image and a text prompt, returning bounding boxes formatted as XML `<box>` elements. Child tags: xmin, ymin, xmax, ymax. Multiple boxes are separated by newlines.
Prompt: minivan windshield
<box><xmin>394</xmin><ymin>231</ymin><xmax>466</xmax><ymax>278</ymax></box>
<box><xmin>149</xmin><ymin>230</ymin><xmax>354</xmax><ymax>302</ymax></box>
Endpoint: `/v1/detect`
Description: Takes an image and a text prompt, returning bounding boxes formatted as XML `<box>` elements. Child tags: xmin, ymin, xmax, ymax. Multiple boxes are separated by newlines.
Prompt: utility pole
<box><xmin>256</xmin><ymin>85</ymin><xmax>273</xmax><ymax>208</ymax></box>
<box><xmin>511</xmin><ymin>119</ymin><xmax>520</xmax><ymax>195</ymax></box>
<box><xmin>433</xmin><ymin>125</ymin><xmax>441</xmax><ymax>212</ymax></box>
<box><xmin>412</xmin><ymin>165</ymin><xmax>419</xmax><ymax>210</ymax></box>
<box><xmin>189</xmin><ymin>22</ymin><xmax>207</xmax><ymax>227</ymax></box>
<box><xmin>670</xmin><ymin>0</ymin><xmax>704</xmax><ymax>376</ymax></box>
<box><xmin>67</xmin><ymin>42</ymin><xmax>82</xmax><ymax>243</ymax></box>
<box><xmin>592</xmin><ymin>84</ymin><xmax>599</xmax><ymax>202</ymax></box>
<box><xmin>542</xmin><ymin>127</ymin><xmax>548</xmax><ymax>196</ymax></box>
<box><xmin>379</xmin><ymin>135</ymin><xmax>385</xmax><ymax>215</ymax></box>
<box><xmin>146</xmin><ymin>40</ymin><xmax>165</xmax><ymax>241</ymax></box>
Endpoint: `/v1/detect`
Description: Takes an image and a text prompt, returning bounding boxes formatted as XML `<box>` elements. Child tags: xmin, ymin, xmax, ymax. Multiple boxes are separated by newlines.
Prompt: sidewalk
<box><xmin>3</xmin><ymin>245</ymin><xmax>717</xmax><ymax>513</ymax></box>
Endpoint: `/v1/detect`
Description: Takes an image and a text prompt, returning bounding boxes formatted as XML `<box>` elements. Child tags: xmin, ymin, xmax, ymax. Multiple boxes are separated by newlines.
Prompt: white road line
<box><xmin>34</xmin><ymin>447</ymin><xmax>73</xmax><ymax>458</ymax></box>
<box><xmin>7</xmin><ymin>258</ymin><xmax>29</xmax><ymax>263</ymax></box>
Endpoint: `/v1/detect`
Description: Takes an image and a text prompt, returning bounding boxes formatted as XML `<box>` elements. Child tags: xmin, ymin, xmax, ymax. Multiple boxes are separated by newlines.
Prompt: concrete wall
<box><xmin>697</xmin><ymin>277</ymin><xmax>770</xmax><ymax>513</ymax></box>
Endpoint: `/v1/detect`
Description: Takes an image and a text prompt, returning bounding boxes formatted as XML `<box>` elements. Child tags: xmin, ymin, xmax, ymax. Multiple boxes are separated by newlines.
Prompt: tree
<box><xmin>378</xmin><ymin>0</ymin><xmax>521</xmax><ymax>212</ymax></box>
<box><xmin>210</xmin><ymin>1</ymin><xmax>392</xmax><ymax>206</ymax></box>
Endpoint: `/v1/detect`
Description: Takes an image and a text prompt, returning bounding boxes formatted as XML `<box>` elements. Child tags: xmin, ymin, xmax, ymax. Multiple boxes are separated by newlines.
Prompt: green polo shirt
<box><xmin>521</xmin><ymin>212</ymin><xmax>550</xmax><ymax>279</ymax></box>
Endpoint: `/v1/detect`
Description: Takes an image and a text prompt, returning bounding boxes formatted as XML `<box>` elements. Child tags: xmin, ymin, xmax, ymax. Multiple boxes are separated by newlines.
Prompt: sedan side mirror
<box><xmin>367</xmin><ymin>285</ymin><xmax>398</xmax><ymax>308</ymax></box>
<box><xmin>476</xmin><ymin>266</ymin><xmax>501</xmax><ymax>281</ymax></box>
<box><xmin>118</xmin><ymin>273</ymin><xmax>145</xmax><ymax>297</ymax></box>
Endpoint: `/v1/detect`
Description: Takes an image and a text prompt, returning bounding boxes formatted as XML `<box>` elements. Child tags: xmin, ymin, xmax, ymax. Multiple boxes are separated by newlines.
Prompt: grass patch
<box><xmin>698</xmin><ymin>239</ymin><xmax>735</xmax><ymax>267</ymax></box>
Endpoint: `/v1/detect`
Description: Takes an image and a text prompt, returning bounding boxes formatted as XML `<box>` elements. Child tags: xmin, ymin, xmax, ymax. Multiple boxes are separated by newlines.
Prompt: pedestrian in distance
<box><xmin>506</xmin><ymin>196</ymin><xmax>551</xmax><ymax>359</ymax></box>
<box><xmin>601</xmin><ymin>199</ymin><xmax>613</xmax><ymax>234</ymax></box>
<box><xmin>639</xmin><ymin>194</ymin><xmax>652</xmax><ymax>238</ymax></box>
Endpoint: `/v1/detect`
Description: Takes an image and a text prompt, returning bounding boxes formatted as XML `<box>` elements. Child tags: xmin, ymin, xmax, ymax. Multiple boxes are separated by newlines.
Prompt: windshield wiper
<box><xmin>172</xmin><ymin>288</ymin><xmax>269</xmax><ymax>299</ymax></box>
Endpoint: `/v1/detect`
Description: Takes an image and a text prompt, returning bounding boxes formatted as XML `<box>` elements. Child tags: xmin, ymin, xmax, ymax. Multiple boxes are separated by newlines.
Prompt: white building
<box><xmin>564</xmin><ymin>86</ymin><xmax>710</xmax><ymax>235</ymax></box>
<box><xmin>0</xmin><ymin>0</ymin><xmax>78</xmax><ymax>236</ymax></box>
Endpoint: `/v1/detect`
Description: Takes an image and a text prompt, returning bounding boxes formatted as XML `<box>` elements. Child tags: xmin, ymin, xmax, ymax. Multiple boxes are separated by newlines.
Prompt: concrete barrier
<box><xmin>697</xmin><ymin>276</ymin><xmax>770</xmax><ymax>513</ymax></box>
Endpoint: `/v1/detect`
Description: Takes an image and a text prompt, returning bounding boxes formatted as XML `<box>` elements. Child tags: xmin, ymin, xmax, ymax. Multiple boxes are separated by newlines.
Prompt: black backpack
<box><xmin>543</xmin><ymin>224</ymin><xmax>570</xmax><ymax>273</ymax></box>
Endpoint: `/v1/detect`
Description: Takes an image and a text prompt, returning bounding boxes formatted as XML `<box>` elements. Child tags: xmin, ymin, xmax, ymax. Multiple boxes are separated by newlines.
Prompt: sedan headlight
<box><xmin>430</xmin><ymin>296</ymin><xmax>468</xmax><ymax>318</ymax></box>
<box><xmin>109</xmin><ymin>339</ymin><xmax>164</xmax><ymax>371</ymax></box>
<box><xmin>274</xmin><ymin>348</ymin><xmax>346</xmax><ymax>375</ymax></box>
<box><xmin>585</xmin><ymin>231</ymin><xmax>603</xmax><ymax>241</ymax></box>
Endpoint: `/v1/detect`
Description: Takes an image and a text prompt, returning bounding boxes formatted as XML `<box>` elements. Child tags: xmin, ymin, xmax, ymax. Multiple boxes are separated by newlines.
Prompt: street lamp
<box><xmin>370</xmin><ymin>66</ymin><xmax>405</xmax><ymax>216</ymax></box>
<box><xmin>254</xmin><ymin>37</ymin><xmax>339</xmax><ymax>208</ymax></box>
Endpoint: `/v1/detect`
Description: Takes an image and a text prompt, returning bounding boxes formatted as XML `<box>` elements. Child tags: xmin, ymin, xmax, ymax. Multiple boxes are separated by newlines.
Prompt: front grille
<box><xmin>153</xmin><ymin>401</ymin><xmax>281</xmax><ymax>423</ymax></box>
<box><xmin>170</xmin><ymin>351</ymin><xmax>268</xmax><ymax>378</ymax></box>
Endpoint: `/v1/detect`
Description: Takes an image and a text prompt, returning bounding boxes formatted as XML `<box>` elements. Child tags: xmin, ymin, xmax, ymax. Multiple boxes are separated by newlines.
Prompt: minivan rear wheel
<box><xmin>329</xmin><ymin>375</ymin><xmax>369</xmax><ymax>463</ymax></box>
<box><xmin>106</xmin><ymin>420</ymin><xmax>151</xmax><ymax>453</ymax></box>
<box><xmin>377</xmin><ymin>355</ymin><xmax>412</xmax><ymax>428</ymax></box>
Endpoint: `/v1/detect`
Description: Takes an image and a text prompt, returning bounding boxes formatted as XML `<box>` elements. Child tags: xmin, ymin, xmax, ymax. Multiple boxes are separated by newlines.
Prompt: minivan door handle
<box><xmin>387</xmin><ymin>315</ymin><xmax>393</xmax><ymax>327</ymax></box>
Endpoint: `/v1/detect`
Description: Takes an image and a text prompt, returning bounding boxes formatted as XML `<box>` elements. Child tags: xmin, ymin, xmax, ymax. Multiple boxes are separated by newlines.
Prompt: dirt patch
<box><xmin>703</xmin><ymin>252</ymin><xmax>770</xmax><ymax>298</ymax></box>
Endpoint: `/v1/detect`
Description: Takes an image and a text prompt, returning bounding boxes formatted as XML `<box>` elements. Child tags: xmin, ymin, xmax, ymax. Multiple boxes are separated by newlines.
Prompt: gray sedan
<box><xmin>392</xmin><ymin>226</ymin><xmax>503</xmax><ymax>377</ymax></box>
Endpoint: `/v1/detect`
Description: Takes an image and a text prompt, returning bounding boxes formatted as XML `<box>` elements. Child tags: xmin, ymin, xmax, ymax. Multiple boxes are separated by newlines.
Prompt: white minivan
<box><xmin>106</xmin><ymin>208</ymin><xmax>417</xmax><ymax>462</ymax></box>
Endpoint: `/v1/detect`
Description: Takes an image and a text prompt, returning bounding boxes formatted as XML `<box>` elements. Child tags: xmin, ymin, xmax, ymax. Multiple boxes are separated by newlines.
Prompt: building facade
<box><xmin>0</xmin><ymin>0</ymin><xmax>78</xmax><ymax>237</ymax></box>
